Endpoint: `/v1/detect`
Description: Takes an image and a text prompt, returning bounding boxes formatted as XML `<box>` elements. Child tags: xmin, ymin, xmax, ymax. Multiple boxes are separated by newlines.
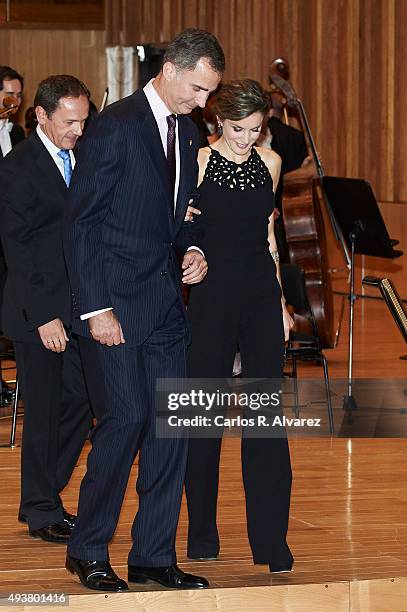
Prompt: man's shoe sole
<box><xmin>128</xmin><ymin>571</ymin><xmax>208</xmax><ymax>589</ymax></box>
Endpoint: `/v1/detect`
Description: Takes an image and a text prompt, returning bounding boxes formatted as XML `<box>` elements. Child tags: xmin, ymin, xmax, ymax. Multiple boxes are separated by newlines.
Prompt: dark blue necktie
<box><xmin>57</xmin><ymin>149</ymin><xmax>73</xmax><ymax>186</ymax></box>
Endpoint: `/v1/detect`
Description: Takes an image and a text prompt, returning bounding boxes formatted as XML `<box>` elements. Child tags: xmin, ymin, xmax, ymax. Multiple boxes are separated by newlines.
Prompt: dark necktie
<box><xmin>166</xmin><ymin>114</ymin><xmax>177</xmax><ymax>210</ymax></box>
<box><xmin>57</xmin><ymin>149</ymin><xmax>73</xmax><ymax>186</ymax></box>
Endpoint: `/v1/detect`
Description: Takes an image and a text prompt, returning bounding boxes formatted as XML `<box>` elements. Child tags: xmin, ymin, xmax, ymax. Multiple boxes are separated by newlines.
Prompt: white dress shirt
<box><xmin>0</xmin><ymin>119</ymin><xmax>13</xmax><ymax>157</ymax></box>
<box><xmin>143</xmin><ymin>79</ymin><xmax>181</xmax><ymax>209</ymax></box>
<box><xmin>142</xmin><ymin>79</ymin><xmax>204</xmax><ymax>257</ymax></box>
<box><xmin>36</xmin><ymin>124</ymin><xmax>75</xmax><ymax>175</ymax></box>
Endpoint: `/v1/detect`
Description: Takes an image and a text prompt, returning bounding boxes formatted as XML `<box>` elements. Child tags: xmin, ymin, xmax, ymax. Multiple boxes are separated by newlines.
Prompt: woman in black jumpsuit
<box><xmin>185</xmin><ymin>80</ymin><xmax>294</xmax><ymax>573</ymax></box>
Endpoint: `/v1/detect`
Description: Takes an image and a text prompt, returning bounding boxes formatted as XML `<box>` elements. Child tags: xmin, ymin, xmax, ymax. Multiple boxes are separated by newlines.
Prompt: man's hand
<box><xmin>38</xmin><ymin>318</ymin><xmax>69</xmax><ymax>353</ymax></box>
<box><xmin>88</xmin><ymin>310</ymin><xmax>125</xmax><ymax>346</ymax></box>
<box><xmin>181</xmin><ymin>249</ymin><xmax>208</xmax><ymax>284</ymax></box>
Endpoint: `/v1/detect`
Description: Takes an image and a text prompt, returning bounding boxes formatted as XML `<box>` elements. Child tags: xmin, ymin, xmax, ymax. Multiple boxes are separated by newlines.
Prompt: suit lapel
<box><xmin>130</xmin><ymin>91</ymin><xmax>195</xmax><ymax>227</ymax></box>
<box><xmin>174</xmin><ymin>117</ymin><xmax>195</xmax><ymax>229</ymax></box>
<box><xmin>30</xmin><ymin>131</ymin><xmax>67</xmax><ymax>200</ymax></box>
<box><xmin>137</xmin><ymin>94</ymin><xmax>173</xmax><ymax>213</ymax></box>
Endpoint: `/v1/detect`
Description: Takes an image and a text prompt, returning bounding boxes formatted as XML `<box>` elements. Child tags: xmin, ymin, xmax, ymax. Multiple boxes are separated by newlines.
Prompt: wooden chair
<box><xmin>0</xmin><ymin>338</ymin><xmax>20</xmax><ymax>448</ymax></box>
<box><xmin>280</xmin><ymin>263</ymin><xmax>334</xmax><ymax>434</ymax></box>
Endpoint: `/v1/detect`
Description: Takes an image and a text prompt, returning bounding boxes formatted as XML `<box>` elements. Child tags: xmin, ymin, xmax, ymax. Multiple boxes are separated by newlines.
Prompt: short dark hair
<box><xmin>34</xmin><ymin>75</ymin><xmax>90</xmax><ymax>118</ymax></box>
<box><xmin>0</xmin><ymin>65</ymin><xmax>24</xmax><ymax>91</ymax></box>
<box><xmin>24</xmin><ymin>106</ymin><xmax>38</xmax><ymax>131</ymax></box>
<box><xmin>163</xmin><ymin>28</ymin><xmax>225</xmax><ymax>75</ymax></box>
<box><xmin>214</xmin><ymin>79</ymin><xmax>269</xmax><ymax>121</ymax></box>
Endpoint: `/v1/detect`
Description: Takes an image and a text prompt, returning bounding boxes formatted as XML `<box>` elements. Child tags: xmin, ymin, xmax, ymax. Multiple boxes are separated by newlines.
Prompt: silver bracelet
<box><xmin>270</xmin><ymin>250</ymin><xmax>280</xmax><ymax>263</ymax></box>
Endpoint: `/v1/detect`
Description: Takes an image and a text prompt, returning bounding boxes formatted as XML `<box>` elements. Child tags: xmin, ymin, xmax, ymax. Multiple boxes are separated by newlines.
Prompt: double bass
<box><xmin>269</xmin><ymin>69</ymin><xmax>344</xmax><ymax>349</ymax></box>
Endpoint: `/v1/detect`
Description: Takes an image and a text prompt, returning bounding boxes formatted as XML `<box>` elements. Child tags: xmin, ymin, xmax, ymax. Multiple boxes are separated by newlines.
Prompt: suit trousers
<box><xmin>67</xmin><ymin>284</ymin><xmax>188</xmax><ymax>565</ymax></box>
<box><xmin>14</xmin><ymin>334</ymin><xmax>92</xmax><ymax>530</ymax></box>
<box><xmin>185</xmin><ymin>279</ymin><xmax>292</xmax><ymax>565</ymax></box>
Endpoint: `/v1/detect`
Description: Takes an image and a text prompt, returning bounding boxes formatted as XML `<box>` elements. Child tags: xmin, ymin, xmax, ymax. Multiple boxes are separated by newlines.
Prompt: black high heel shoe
<box><xmin>268</xmin><ymin>545</ymin><xmax>294</xmax><ymax>573</ymax></box>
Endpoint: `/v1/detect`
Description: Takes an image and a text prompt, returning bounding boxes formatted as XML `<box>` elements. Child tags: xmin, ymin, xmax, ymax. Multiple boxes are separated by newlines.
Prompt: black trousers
<box><xmin>185</xmin><ymin>274</ymin><xmax>292</xmax><ymax>565</ymax></box>
<box><xmin>14</xmin><ymin>334</ymin><xmax>92</xmax><ymax>530</ymax></box>
<box><xmin>68</xmin><ymin>289</ymin><xmax>189</xmax><ymax>565</ymax></box>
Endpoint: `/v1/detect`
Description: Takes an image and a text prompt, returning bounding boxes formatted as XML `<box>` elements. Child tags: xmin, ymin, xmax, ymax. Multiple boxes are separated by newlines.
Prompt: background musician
<box><xmin>0</xmin><ymin>66</ymin><xmax>25</xmax><ymax>157</ymax></box>
<box><xmin>0</xmin><ymin>66</ymin><xmax>25</xmax><ymax>405</ymax></box>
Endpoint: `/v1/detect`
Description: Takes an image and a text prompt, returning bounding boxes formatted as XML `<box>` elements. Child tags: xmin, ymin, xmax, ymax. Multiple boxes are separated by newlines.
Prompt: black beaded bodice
<box><xmin>197</xmin><ymin>147</ymin><xmax>275</xmax><ymax>257</ymax></box>
<box><xmin>203</xmin><ymin>147</ymin><xmax>272</xmax><ymax>191</ymax></box>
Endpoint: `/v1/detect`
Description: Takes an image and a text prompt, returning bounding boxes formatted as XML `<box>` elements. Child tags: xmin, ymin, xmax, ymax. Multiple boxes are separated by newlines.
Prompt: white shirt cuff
<box><xmin>80</xmin><ymin>307</ymin><xmax>113</xmax><ymax>320</ymax></box>
<box><xmin>187</xmin><ymin>246</ymin><xmax>205</xmax><ymax>258</ymax></box>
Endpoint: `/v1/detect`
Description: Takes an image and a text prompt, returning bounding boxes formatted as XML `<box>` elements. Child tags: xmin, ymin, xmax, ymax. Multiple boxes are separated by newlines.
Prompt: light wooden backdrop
<box><xmin>1</xmin><ymin>0</ymin><xmax>406</xmax><ymax>202</ymax></box>
<box><xmin>0</xmin><ymin>29</ymin><xmax>107</xmax><ymax>123</ymax></box>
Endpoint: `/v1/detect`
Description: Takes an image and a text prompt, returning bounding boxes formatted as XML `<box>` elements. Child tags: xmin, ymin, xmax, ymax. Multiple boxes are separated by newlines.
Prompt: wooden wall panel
<box><xmin>1</xmin><ymin>1</ymin><xmax>405</xmax><ymax>202</ymax></box>
<box><xmin>394</xmin><ymin>0</ymin><xmax>406</xmax><ymax>201</ymax></box>
<box><xmin>0</xmin><ymin>29</ymin><xmax>106</xmax><ymax>121</ymax></box>
<box><xmin>103</xmin><ymin>0</ymin><xmax>406</xmax><ymax>203</ymax></box>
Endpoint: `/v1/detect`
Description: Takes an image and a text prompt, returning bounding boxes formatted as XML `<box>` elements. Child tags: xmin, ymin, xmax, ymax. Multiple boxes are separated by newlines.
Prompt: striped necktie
<box><xmin>166</xmin><ymin>114</ymin><xmax>177</xmax><ymax>211</ymax></box>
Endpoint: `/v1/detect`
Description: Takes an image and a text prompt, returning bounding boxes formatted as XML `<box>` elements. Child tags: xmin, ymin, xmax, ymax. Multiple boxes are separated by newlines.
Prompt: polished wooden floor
<box><xmin>0</xmin><ymin>202</ymin><xmax>405</xmax><ymax>610</ymax></box>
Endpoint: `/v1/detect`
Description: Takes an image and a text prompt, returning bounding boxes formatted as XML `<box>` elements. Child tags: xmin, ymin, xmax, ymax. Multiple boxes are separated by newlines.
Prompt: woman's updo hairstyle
<box><xmin>213</xmin><ymin>79</ymin><xmax>270</xmax><ymax>122</ymax></box>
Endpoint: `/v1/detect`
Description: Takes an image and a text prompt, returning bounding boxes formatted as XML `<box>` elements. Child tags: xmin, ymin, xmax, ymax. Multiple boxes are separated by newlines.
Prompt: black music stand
<box><xmin>322</xmin><ymin>177</ymin><xmax>403</xmax><ymax>417</ymax></box>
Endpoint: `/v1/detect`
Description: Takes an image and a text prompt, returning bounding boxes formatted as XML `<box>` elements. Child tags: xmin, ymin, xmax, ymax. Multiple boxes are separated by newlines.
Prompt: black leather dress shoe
<box><xmin>128</xmin><ymin>564</ymin><xmax>209</xmax><ymax>589</ymax></box>
<box><xmin>269</xmin><ymin>550</ymin><xmax>294</xmax><ymax>573</ymax></box>
<box><xmin>66</xmin><ymin>555</ymin><xmax>128</xmax><ymax>592</ymax></box>
<box><xmin>29</xmin><ymin>521</ymin><xmax>71</xmax><ymax>543</ymax></box>
<box><xmin>59</xmin><ymin>509</ymin><xmax>76</xmax><ymax>529</ymax></box>
<box><xmin>19</xmin><ymin>508</ymin><xmax>76</xmax><ymax>529</ymax></box>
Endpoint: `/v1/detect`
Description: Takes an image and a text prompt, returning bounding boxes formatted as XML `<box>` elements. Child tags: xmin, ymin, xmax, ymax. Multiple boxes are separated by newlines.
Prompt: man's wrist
<box><xmin>187</xmin><ymin>246</ymin><xmax>204</xmax><ymax>258</ymax></box>
<box><xmin>80</xmin><ymin>307</ymin><xmax>113</xmax><ymax>321</ymax></box>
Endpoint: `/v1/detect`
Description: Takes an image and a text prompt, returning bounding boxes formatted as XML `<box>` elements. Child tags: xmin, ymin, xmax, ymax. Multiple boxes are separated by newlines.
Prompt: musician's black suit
<box><xmin>10</xmin><ymin>122</ymin><xmax>25</xmax><ymax>149</ymax></box>
<box><xmin>64</xmin><ymin>89</ymin><xmax>200</xmax><ymax>565</ymax></box>
<box><xmin>0</xmin><ymin>130</ymin><xmax>92</xmax><ymax>530</ymax></box>
<box><xmin>0</xmin><ymin>121</ymin><xmax>25</xmax><ymax>329</ymax></box>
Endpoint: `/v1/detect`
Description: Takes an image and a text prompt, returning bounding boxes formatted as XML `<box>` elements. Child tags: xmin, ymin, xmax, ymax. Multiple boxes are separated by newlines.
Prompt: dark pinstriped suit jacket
<box><xmin>64</xmin><ymin>89</ymin><xmax>200</xmax><ymax>346</ymax></box>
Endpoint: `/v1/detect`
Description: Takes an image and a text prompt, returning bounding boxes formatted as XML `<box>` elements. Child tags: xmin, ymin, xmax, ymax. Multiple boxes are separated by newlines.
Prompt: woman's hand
<box><xmin>184</xmin><ymin>199</ymin><xmax>201</xmax><ymax>222</ymax></box>
<box><xmin>282</xmin><ymin>304</ymin><xmax>294</xmax><ymax>342</ymax></box>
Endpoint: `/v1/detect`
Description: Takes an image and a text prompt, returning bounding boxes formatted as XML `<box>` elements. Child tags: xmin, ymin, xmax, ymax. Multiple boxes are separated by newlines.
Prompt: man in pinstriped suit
<box><xmin>63</xmin><ymin>29</ymin><xmax>224</xmax><ymax>592</ymax></box>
